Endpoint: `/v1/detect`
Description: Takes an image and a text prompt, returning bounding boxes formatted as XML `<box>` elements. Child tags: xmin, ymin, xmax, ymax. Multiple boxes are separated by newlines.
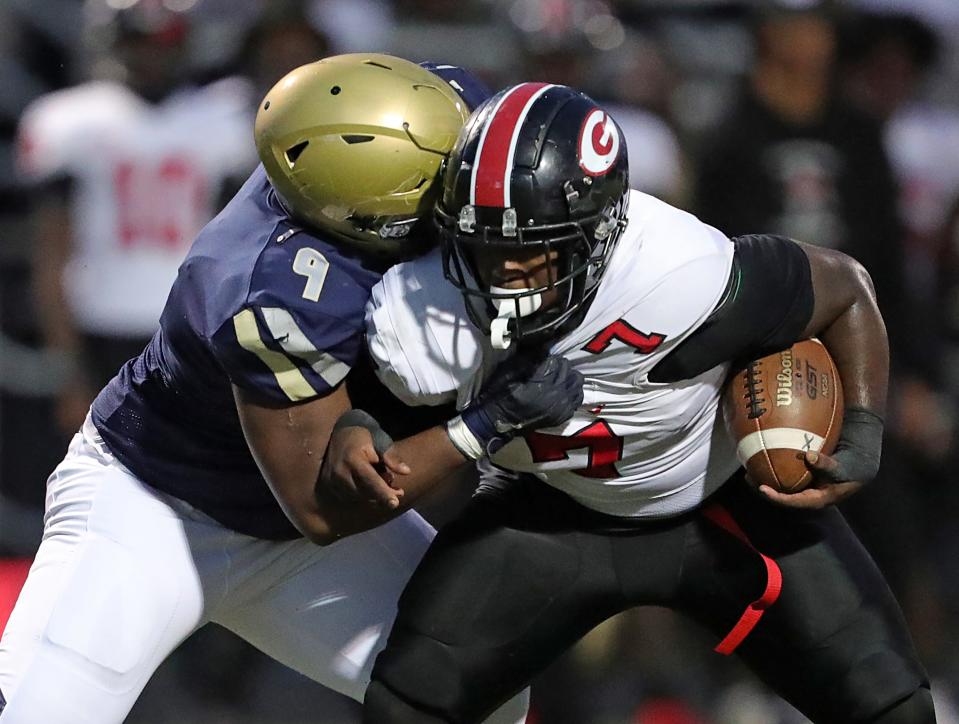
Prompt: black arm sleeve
<box><xmin>649</xmin><ymin>234</ymin><xmax>814</xmax><ymax>383</ymax></box>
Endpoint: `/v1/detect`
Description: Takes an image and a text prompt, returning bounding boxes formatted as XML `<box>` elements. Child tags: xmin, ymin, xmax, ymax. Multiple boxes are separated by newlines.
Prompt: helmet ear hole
<box><xmin>341</xmin><ymin>134</ymin><xmax>374</xmax><ymax>144</ymax></box>
<box><xmin>284</xmin><ymin>140</ymin><xmax>309</xmax><ymax>168</ymax></box>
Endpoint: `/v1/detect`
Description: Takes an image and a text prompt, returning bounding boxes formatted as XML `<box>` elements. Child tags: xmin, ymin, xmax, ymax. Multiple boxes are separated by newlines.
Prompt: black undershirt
<box><xmin>649</xmin><ymin>234</ymin><xmax>814</xmax><ymax>383</ymax></box>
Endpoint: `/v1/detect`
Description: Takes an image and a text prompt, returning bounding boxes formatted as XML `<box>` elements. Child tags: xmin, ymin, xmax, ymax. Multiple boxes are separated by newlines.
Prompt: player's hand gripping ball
<box><xmin>723</xmin><ymin>339</ymin><xmax>843</xmax><ymax>493</ymax></box>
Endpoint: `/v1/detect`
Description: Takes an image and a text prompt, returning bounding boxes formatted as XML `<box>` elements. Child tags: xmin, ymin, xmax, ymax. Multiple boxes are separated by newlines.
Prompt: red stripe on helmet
<box><xmin>471</xmin><ymin>82</ymin><xmax>552</xmax><ymax>208</ymax></box>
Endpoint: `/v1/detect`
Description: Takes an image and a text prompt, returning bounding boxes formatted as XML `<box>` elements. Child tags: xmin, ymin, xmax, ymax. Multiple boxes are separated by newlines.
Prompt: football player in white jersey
<box><xmin>18</xmin><ymin>0</ymin><xmax>256</xmax><ymax>435</ymax></box>
<box><xmin>322</xmin><ymin>84</ymin><xmax>935</xmax><ymax>723</ymax></box>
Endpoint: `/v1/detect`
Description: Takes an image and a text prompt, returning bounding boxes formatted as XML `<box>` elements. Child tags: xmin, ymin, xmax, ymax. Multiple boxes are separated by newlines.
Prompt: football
<box><xmin>723</xmin><ymin>338</ymin><xmax>844</xmax><ymax>492</ymax></box>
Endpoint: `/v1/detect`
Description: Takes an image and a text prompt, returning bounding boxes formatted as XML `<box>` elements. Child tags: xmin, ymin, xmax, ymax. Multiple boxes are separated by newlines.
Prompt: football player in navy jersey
<box><xmin>0</xmin><ymin>55</ymin><xmax>566</xmax><ymax>723</ymax></box>
<box><xmin>323</xmin><ymin>84</ymin><xmax>935</xmax><ymax>723</ymax></box>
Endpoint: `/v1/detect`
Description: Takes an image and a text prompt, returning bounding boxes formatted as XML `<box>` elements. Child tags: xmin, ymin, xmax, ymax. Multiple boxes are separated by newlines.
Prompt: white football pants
<box><xmin>0</xmin><ymin>420</ymin><xmax>528</xmax><ymax>723</ymax></box>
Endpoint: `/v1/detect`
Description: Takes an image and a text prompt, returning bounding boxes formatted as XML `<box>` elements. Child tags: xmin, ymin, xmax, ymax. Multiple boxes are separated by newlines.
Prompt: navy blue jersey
<box><xmin>91</xmin><ymin>166</ymin><xmax>382</xmax><ymax>538</ymax></box>
<box><xmin>90</xmin><ymin>63</ymin><xmax>491</xmax><ymax>540</ymax></box>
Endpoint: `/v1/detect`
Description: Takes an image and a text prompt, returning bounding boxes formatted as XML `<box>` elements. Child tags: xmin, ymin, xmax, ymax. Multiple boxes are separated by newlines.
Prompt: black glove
<box><xmin>446</xmin><ymin>355</ymin><xmax>584</xmax><ymax>459</ymax></box>
<box><xmin>824</xmin><ymin>407</ymin><xmax>884</xmax><ymax>483</ymax></box>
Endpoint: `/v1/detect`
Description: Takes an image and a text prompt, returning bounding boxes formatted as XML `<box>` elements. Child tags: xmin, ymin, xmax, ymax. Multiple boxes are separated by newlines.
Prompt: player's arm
<box><xmin>30</xmin><ymin>182</ymin><xmax>95</xmax><ymax>433</ymax></box>
<box><xmin>321</xmin><ymin>421</ymin><xmax>469</xmax><ymax>510</ymax></box>
<box><xmin>798</xmin><ymin>243</ymin><xmax>887</xmax><ymax>414</ymax></box>
<box><xmin>19</xmin><ymin>97</ymin><xmax>96</xmax><ymax>434</ymax></box>
<box><xmin>324</xmin><ymin>249</ymin><xmax>583</xmax><ymax>507</ymax></box>
<box><xmin>321</xmin><ymin>355</ymin><xmax>584</xmax><ymax>508</ymax></box>
<box><xmin>32</xmin><ymin>185</ymin><xmax>75</xmax><ymax>354</ymax></box>
<box><xmin>223</xmin><ymin>309</ymin><xmax>444</xmax><ymax>541</ymax></box>
<box><xmin>235</xmin><ymin>382</ymin><xmax>472</xmax><ymax>543</ymax></box>
<box><xmin>215</xmin><ymin>233</ymin><xmax>444</xmax><ymax>542</ymax></box>
<box><xmin>650</xmin><ymin>234</ymin><xmax>886</xmax><ymax>508</ymax></box>
<box><xmin>764</xmin><ymin>241</ymin><xmax>887</xmax><ymax>508</ymax></box>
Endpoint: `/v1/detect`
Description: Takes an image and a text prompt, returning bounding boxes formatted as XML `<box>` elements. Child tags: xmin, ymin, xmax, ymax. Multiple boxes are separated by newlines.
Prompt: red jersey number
<box><xmin>526</xmin><ymin>419</ymin><xmax>624</xmax><ymax>479</ymax></box>
<box><xmin>114</xmin><ymin>156</ymin><xmax>208</xmax><ymax>249</ymax></box>
<box><xmin>584</xmin><ymin>319</ymin><xmax>665</xmax><ymax>355</ymax></box>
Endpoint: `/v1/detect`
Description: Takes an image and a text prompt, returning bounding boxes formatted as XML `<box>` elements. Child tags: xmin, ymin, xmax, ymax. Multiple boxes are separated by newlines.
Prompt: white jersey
<box><xmin>367</xmin><ymin>190</ymin><xmax>741</xmax><ymax>518</ymax></box>
<box><xmin>17</xmin><ymin>78</ymin><xmax>257</xmax><ymax>336</ymax></box>
<box><xmin>886</xmin><ymin>104</ymin><xmax>959</xmax><ymax>237</ymax></box>
<box><xmin>604</xmin><ymin>103</ymin><xmax>684</xmax><ymax>203</ymax></box>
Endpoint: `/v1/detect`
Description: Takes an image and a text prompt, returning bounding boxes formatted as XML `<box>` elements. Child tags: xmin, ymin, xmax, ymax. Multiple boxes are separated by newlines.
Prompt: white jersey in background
<box><xmin>604</xmin><ymin>103</ymin><xmax>684</xmax><ymax>204</ymax></box>
<box><xmin>367</xmin><ymin>189</ymin><xmax>741</xmax><ymax>518</ymax></box>
<box><xmin>17</xmin><ymin>78</ymin><xmax>257</xmax><ymax>336</ymax></box>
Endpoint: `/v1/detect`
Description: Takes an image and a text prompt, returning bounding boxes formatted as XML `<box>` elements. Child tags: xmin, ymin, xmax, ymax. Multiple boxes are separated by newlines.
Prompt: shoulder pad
<box><xmin>366</xmin><ymin>248</ymin><xmax>484</xmax><ymax>406</ymax></box>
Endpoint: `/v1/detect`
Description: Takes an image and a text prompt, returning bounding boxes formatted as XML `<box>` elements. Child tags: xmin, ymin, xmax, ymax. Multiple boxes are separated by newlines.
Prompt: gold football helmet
<box><xmin>255</xmin><ymin>53</ymin><xmax>471</xmax><ymax>256</ymax></box>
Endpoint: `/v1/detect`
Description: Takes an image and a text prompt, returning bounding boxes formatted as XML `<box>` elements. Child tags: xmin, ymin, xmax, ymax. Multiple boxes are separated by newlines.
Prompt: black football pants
<box><xmin>365</xmin><ymin>471</ymin><xmax>931</xmax><ymax>724</ymax></box>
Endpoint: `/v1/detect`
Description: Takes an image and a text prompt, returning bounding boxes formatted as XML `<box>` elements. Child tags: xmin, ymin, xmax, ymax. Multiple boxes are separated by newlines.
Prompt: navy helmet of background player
<box><xmin>437</xmin><ymin>83</ymin><xmax>630</xmax><ymax>350</ymax></box>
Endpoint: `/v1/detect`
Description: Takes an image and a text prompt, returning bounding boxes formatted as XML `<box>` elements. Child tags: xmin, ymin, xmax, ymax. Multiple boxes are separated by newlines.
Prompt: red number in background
<box><xmin>526</xmin><ymin>419</ymin><xmax>624</xmax><ymax>479</ymax></box>
<box><xmin>114</xmin><ymin>156</ymin><xmax>208</xmax><ymax>249</ymax></box>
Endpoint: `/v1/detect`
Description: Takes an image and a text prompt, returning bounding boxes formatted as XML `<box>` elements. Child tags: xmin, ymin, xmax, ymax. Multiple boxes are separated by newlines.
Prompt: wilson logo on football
<box><xmin>577</xmin><ymin>109</ymin><xmax>620</xmax><ymax>176</ymax></box>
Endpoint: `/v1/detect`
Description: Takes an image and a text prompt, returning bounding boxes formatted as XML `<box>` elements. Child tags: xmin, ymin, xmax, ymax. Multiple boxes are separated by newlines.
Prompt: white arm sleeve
<box><xmin>366</xmin><ymin>248</ymin><xmax>486</xmax><ymax>407</ymax></box>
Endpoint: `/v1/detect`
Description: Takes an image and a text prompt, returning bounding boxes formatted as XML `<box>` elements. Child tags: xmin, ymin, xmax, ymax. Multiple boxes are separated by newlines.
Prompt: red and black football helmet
<box><xmin>436</xmin><ymin>83</ymin><xmax>629</xmax><ymax>349</ymax></box>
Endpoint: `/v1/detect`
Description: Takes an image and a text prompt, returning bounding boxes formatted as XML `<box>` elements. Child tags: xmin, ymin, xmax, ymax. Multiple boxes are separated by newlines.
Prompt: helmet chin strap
<box><xmin>488</xmin><ymin>285</ymin><xmax>543</xmax><ymax>350</ymax></box>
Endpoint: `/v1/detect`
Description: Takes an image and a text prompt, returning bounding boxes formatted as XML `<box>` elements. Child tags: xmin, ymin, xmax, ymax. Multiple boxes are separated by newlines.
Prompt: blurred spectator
<box><xmin>846</xmin><ymin>0</ymin><xmax>959</xmax><ymax>31</ymax></box>
<box><xmin>841</xmin><ymin>11</ymin><xmax>959</xmax><ymax>426</ymax></box>
<box><xmin>840</xmin><ymin>14</ymin><xmax>959</xmax><ymax>669</ymax></box>
<box><xmin>692</xmin><ymin>0</ymin><xmax>933</xmax><ymax>601</ymax></box>
<box><xmin>508</xmin><ymin>0</ymin><xmax>625</xmax><ymax>88</ymax></box>
<box><xmin>309</xmin><ymin>0</ymin><xmax>396</xmax><ymax>52</ymax></box>
<box><xmin>599</xmin><ymin>34</ymin><xmax>687</xmax><ymax>204</ymax></box>
<box><xmin>606</xmin><ymin>101</ymin><xmax>686</xmax><ymax>203</ymax></box>
<box><xmin>243</xmin><ymin>1</ymin><xmax>331</xmax><ymax>100</ymax></box>
<box><xmin>0</xmin><ymin>0</ymin><xmax>85</xmax><ymax>550</ymax></box>
<box><xmin>841</xmin><ymin>11</ymin><xmax>954</xmax><ymax>316</ymax></box>
<box><xmin>17</xmin><ymin>0</ymin><xmax>255</xmax><ymax>437</ymax></box>
<box><xmin>504</xmin><ymin>0</ymin><xmax>686</xmax><ymax>202</ymax></box>
<box><xmin>841</xmin><ymin>11</ymin><xmax>939</xmax><ymax>122</ymax></box>
<box><xmin>601</xmin><ymin>31</ymin><xmax>677</xmax><ymax>123</ymax></box>
<box><xmin>695</xmin><ymin>0</ymin><xmax>903</xmax><ymax>308</ymax></box>
<box><xmin>693</xmin><ymin>0</ymin><xmax>922</xmax><ymax>397</ymax></box>
<box><xmin>12</xmin><ymin>2</ymin><xmax>259</xmax><ymax>719</ymax></box>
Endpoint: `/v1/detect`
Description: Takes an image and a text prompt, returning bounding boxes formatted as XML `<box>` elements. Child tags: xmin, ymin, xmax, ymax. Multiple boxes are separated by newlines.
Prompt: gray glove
<box><xmin>825</xmin><ymin>407</ymin><xmax>884</xmax><ymax>483</ymax></box>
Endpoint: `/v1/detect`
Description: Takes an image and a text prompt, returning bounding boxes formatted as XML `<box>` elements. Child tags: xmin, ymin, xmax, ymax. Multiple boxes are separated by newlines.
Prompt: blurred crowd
<box><xmin>2</xmin><ymin>0</ymin><xmax>959</xmax><ymax>722</ymax></box>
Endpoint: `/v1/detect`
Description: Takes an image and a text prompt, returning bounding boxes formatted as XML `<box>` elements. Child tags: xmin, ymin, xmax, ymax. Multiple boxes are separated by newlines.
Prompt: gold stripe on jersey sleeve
<box><xmin>260</xmin><ymin>307</ymin><xmax>351</xmax><ymax>387</ymax></box>
<box><xmin>232</xmin><ymin>308</ymin><xmax>316</xmax><ymax>401</ymax></box>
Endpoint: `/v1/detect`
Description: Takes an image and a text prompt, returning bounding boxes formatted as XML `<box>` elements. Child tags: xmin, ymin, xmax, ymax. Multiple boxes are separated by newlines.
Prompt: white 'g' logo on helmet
<box><xmin>577</xmin><ymin>109</ymin><xmax>620</xmax><ymax>177</ymax></box>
